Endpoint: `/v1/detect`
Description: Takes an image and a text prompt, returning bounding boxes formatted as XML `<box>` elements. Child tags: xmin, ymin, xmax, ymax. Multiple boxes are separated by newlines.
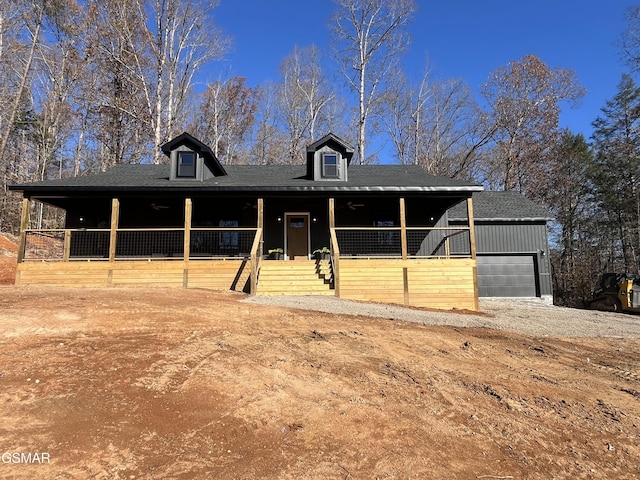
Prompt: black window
<box><xmin>177</xmin><ymin>151</ymin><xmax>196</xmax><ymax>178</ymax></box>
<box><xmin>376</xmin><ymin>220</ymin><xmax>395</xmax><ymax>246</ymax></box>
<box><xmin>322</xmin><ymin>153</ymin><xmax>339</xmax><ymax>178</ymax></box>
<box><xmin>219</xmin><ymin>220</ymin><xmax>239</xmax><ymax>249</ymax></box>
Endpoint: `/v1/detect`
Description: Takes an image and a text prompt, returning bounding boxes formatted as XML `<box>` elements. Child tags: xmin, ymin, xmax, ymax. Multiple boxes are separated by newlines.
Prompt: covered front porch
<box><xmin>15</xmin><ymin>193</ymin><xmax>479</xmax><ymax>310</ymax></box>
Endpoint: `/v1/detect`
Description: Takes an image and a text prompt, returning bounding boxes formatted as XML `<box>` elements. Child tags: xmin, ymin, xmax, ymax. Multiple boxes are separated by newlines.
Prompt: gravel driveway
<box><xmin>243</xmin><ymin>295</ymin><xmax>640</xmax><ymax>338</ymax></box>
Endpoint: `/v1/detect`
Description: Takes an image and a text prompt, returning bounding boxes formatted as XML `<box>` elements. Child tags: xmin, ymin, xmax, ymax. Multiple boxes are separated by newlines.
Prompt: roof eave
<box><xmin>449</xmin><ymin>216</ymin><xmax>554</xmax><ymax>222</ymax></box>
<box><xmin>13</xmin><ymin>184</ymin><xmax>484</xmax><ymax>195</ymax></box>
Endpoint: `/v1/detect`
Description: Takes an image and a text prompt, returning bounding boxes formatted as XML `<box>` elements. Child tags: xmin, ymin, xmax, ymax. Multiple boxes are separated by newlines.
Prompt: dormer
<box><xmin>161</xmin><ymin>132</ymin><xmax>227</xmax><ymax>181</ymax></box>
<box><xmin>306</xmin><ymin>133</ymin><xmax>354</xmax><ymax>181</ymax></box>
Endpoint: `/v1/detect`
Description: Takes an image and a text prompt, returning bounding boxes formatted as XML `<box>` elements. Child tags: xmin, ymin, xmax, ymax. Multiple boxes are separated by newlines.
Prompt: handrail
<box><xmin>250</xmin><ymin>227</ymin><xmax>263</xmax><ymax>295</ymax></box>
<box><xmin>24</xmin><ymin>228</ymin><xmax>110</xmax><ymax>231</ymax></box>
<box><xmin>429</xmin><ymin>229</ymin><xmax>469</xmax><ymax>257</ymax></box>
<box><xmin>333</xmin><ymin>226</ymin><xmax>471</xmax><ymax>231</ymax></box>
<box><xmin>330</xmin><ymin>227</ymin><xmax>340</xmax><ymax>296</ymax></box>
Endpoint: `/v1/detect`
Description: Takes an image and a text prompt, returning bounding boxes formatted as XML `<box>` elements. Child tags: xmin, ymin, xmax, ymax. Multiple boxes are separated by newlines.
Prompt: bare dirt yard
<box><xmin>0</xmin><ymin>239</ymin><xmax>639</xmax><ymax>479</ymax></box>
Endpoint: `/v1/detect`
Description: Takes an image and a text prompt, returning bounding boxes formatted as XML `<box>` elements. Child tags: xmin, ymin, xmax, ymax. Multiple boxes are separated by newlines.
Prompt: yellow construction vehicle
<box><xmin>588</xmin><ymin>273</ymin><xmax>640</xmax><ymax>313</ymax></box>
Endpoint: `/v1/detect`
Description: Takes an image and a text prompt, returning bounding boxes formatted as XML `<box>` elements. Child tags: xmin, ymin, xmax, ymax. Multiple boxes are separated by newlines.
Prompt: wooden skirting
<box><xmin>339</xmin><ymin>258</ymin><xmax>477</xmax><ymax>311</ymax></box>
<box><xmin>16</xmin><ymin>259</ymin><xmax>252</xmax><ymax>292</ymax></box>
<box><xmin>16</xmin><ymin>257</ymin><xmax>478</xmax><ymax>311</ymax></box>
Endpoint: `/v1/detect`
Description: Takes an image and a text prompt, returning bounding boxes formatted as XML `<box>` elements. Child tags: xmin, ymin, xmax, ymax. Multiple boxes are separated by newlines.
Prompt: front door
<box><xmin>285</xmin><ymin>213</ymin><xmax>310</xmax><ymax>259</ymax></box>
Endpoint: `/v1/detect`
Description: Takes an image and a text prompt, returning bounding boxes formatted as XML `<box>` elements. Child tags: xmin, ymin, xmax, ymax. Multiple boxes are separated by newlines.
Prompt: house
<box><xmin>447</xmin><ymin>191</ymin><xmax>553</xmax><ymax>303</ymax></box>
<box><xmin>10</xmin><ymin>132</ymin><xmax>538</xmax><ymax>311</ymax></box>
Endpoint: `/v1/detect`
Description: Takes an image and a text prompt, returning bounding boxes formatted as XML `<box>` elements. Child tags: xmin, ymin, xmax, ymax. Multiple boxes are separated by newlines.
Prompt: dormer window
<box><xmin>322</xmin><ymin>152</ymin><xmax>339</xmax><ymax>179</ymax></box>
<box><xmin>305</xmin><ymin>133</ymin><xmax>354</xmax><ymax>182</ymax></box>
<box><xmin>162</xmin><ymin>132</ymin><xmax>227</xmax><ymax>181</ymax></box>
<box><xmin>177</xmin><ymin>151</ymin><xmax>196</xmax><ymax>178</ymax></box>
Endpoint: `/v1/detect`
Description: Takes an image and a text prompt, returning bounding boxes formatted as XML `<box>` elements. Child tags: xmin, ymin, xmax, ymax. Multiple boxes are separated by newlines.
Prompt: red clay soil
<box><xmin>0</xmin><ymin>233</ymin><xmax>17</xmax><ymax>285</ymax></box>
<box><xmin>0</xmin><ymin>233</ymin><xmax>639</xmax><ymax>479</ymax></box>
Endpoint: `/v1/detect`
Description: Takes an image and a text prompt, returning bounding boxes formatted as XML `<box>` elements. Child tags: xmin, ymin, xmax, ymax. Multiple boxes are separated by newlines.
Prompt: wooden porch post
<box><xmin>257</xmin><ymin>197</ymin><xmax>264</xmax><ymax>229</ymax></box>
<box><xmin>400</xmin><ymin>197</ymin><xmax>409</xmax><ymax>305</ymax></box>
<box><xmin>16</xmin><ymin>197</ymin><xmax>30</xmax><ymax>263</ymax></box>
<box><xmin>467</xmin><ymin>196</ymin><xmax>477</xmax><ymax>260</ymax></box>
<box><xmin>399</xmin><ymin>197</ymin><xmax>408</xmax><ymax>259</ymax></box>
<box><xmin>63</xmin><ymin>230</ymin><xmax>71</xmax><ymax>261</ymax></box>
<box><xmin>329</xmin><ymin>197</ymin><xmax>340</xmax><ymax>297</ymax></box>
<box><xmin>250</xmin><ymin>198</ymin><xmax>264</xmax><ymax>296</ymax></box>
<box><xmin>467</xmin><ymin>196</ymin><xmax>479</xmax><ymax>310</ymax></box>
<box><xmin>329</xmin><ymin>198</ymin><xmax>335</xmax><ymax>229</ymax></box>
<box><xmin>183</xmin><ymin>198</ymin><xmax>192</xmax><ymax>287</ymax></box>
<box><xmin>184</xmin><ymin>198</ymin><xmax>192</xmax><ymax>261</ymax></box>
<box><xmin>107</xmin><ymin>198</ymin><xmax>120</xmax><ymax>286</ymax></box>
<box><xmin>108</xmin><ymin>198</ymin><xmax>119</xmax><ymax>262</ymax></box>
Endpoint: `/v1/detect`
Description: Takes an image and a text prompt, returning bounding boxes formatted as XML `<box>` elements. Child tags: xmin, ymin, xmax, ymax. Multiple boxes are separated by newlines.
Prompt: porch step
<box><xmin>257</xmin><ymin>259</ymin><xmax>334</xmax><ymax>296</ymax></box>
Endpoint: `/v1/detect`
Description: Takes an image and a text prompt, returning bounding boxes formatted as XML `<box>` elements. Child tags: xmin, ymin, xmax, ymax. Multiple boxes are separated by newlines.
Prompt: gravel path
<box><xmin>243</xmin><ymin>295</ymin><xmax>640</xmax><ymax>338</ymax></box>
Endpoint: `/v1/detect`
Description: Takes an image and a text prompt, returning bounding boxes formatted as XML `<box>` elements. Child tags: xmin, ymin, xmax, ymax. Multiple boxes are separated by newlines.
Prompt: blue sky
<box><xmin>210</xmin><ymin>0</ymin><xmax>635</xmax><ymax>140</ymax></box>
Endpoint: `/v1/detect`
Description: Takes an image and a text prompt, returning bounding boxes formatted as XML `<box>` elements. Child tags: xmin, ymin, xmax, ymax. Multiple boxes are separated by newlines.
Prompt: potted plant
<box><xmin>268</xmin><ymin>248</ymin><xmax>284</xmax><ymax>260</ymax></box>
<box><xmin>313</xmin><ymin>247</ymin><xmax>331</xmax><ymax>260</ymax></box>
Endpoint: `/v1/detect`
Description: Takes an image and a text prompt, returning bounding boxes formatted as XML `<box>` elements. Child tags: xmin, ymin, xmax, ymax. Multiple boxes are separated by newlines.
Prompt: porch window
<box><xmin>376</xmin><ymin>220</ymin><xmax>395</xmax><ymax>246</ymax></box>
<box><xmin>177</xmin><ymin>151</ymin><xmax>196</xmax><ymax>178</ymax></box>
<box><xmin>321</xmin><ymin>153</ymin><xmax>339</xmax><ymax>178</ymax></box>
<box><xmin>219</xmin><ymin>220</ymin><xmax>239</xmax><ymax>251</ymax></box>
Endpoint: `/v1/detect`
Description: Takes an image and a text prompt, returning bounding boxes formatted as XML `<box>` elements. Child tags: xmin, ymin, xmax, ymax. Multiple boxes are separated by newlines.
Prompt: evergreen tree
<box><xmin>546</xmin><ymin>131</ymin><xmax>594</xmax><ymax>304</ymax></box>
<box><xmin>590</xmin><ymin>73</ymin><xmax>640</xmax><ymax>274</ymax></box>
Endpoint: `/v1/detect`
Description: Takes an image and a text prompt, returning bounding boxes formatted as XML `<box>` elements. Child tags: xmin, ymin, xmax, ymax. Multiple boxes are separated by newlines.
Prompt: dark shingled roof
<box><xmin>11</xmin><ymin>163</ymin><xmax>483</xmax><ymax>194</ymax></box>
<box><xmin>448</xmin><ymin>191</ymin><xmax>553</xmax><ymax>222</ymax></box>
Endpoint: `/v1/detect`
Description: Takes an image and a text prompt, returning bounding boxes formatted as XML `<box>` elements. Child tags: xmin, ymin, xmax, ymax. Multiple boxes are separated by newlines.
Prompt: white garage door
<box><xmin>476</xmin><ymin>255</ymin><xmax>537</xmax><ymax>297</ymax></box>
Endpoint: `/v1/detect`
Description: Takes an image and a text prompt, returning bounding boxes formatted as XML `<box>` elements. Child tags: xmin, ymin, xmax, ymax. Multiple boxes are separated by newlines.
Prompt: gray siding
<box><xmin>474</xmin><ymin>223</ymin><xmax>548</xmax><ymax>254</ymax></box>
<box><xmin>449</xmin><ymin>219</ymin><xmax>552</xmax><ymax>298</ymax></box>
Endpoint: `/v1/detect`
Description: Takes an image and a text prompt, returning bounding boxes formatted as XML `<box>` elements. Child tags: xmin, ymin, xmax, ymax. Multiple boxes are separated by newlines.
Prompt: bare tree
<box><xmin>251</xmin><ymin>83</ymin><xmax>286</xmax><ymax>165</ymax></box>
<box><xmin>0</xmin><ymin>0</ymin><xmax>43</xmax><ymax>164</ymax></box>
<box><xmin>144</xmin><ymin>0</ymin><xmax>229</xmax><ymax>163</ymax></box>
<box><xmin>192</xmin><ymin>76</ymin><xmax>258</xmax><ymax>164</ymax></box>
<box><xmin>331</xmin><ymin>0</ymin><xmax>416</xmax><ymax>164</ymax></box>
<box><xmin>0</xmin><ymin>0</ymin><xmax>46</xmax><ymax>232</ymax></box>
<box><xmin>275</xmin><ymin>45</ymin><xmax>335</xmax><ymax>162</ymax></box>
<box><xmin>480</xmin><ymin>54</ymin><xmax>585</xmax><ymax>194</ymax></box>
<box><xmin>620</xmin><ymin>6</ymin><xmax>640</xmax><ymax>71</ymax></box>
<box><xmin>85</xmin><ymin>0</ymin><xmax>151</xmax><ymax>169</ymax></box>
<box><xmin>380</xmin><ymin>68</ymin><xmax>490</xmax><ymax>179</ymax></box>
<box><xmin>378</xmin><ymin>70</ymin><xmax>414</xmax><ymax>165</ymax></box>
<box><xmin>86</xmin><ymin>0</ymin><xmax>228</xmax><ymax>166</ymax></box>
<box><xmin>277</xmin><ymin>49</ymin><xmax>310</xmax><ymax>164</ymax></box>
<box><xmin>33</xmin><ymin>1</ymin><xmax>87</xmax><ymax>181</ymax></box>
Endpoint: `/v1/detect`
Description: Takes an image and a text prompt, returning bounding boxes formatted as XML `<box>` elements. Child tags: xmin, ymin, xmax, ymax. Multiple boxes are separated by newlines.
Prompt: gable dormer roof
<box><xmin>161</xmin><ymin>132</ymin><xmax>227</xmax><ymax>177</ymax></box>
<box><xmin>305</xmin><ymin>133</ymin><xmax>355</xmax><ymax>162</ymax></box>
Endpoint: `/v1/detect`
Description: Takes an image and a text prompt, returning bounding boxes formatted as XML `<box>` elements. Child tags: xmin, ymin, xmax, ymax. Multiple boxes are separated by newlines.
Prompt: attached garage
<box><xmin>476</xmin><ymin>255</ymin><xmax>537</xmax><ymax>297</ymax></box>
<box><xmin>447</xmin><ymin>191</ymin><xmax>553</xmax><ymax>302</ymax></box>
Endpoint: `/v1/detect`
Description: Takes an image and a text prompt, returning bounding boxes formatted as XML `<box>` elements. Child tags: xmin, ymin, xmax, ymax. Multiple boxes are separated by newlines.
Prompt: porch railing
<box><xmin>333</xmin><ymin>227</ymin><xmax>472</xmax><ymax>259</ymax></box>
<box><xmin>21</xmin><ymin>226</ymin><xmax>472</xmax><ymax>262</ymax></box>
<box><xmin>21</xmin><ymin>228</ymin><xmax>259</xmax><ymax>261</ymax></box>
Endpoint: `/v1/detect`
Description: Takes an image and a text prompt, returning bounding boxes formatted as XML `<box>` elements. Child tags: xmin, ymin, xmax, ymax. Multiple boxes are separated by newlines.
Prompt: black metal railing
<box><xmin>21</xmin><ymin>228</ymin><xmax>259</xmax><ymax>261</ymax></box>
<box><xmin>334</xmin><ymin>227</ymin><xmax>472</xmax><ymax>258</ymax></box>
<box><xmin>21</xmin><ymin>226</ymin><xmax>471</xmax><ymax>261</ymax></box>
<box><xmin>189</xmin><ymin>228</ymin><xmax>256</xmax><ymax>258</ymax></box>
<box><xmin>115</xmin><ymin>229</ymin><xmax>185</xmax><ymax>258</ymax></box>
